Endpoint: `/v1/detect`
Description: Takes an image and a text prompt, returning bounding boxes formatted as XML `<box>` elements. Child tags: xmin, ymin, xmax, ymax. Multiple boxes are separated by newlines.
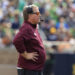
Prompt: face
<box><xmin>60</xmin><ymin>17</ymin><xmax>64</xmax><ymax>22</ymax></box>
<box><xmin>28</xmin><ymin>7</ymin><xmax>41</xmax><ymax>24</ymax></box>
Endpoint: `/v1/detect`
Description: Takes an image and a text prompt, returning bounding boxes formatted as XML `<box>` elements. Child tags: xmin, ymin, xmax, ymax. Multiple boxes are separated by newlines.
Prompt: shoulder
<box><xmin>19</xmin><ymin>23</ymin><xmax>34</xmax><ymax>35</ymax></box>
<box><xmin>20</xmin><ymin>23</ymin><xmax>32</xmax><ymax>31</ymax></box>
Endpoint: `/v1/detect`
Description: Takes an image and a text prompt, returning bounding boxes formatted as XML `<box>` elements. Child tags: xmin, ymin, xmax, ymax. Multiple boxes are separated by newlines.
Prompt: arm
<box><xmin>21</xmin><ymin>51</ymin><xmax>38</xmax><ymax>61</ymax></box>
<box><xmin>13</xmin><ymin>28</ymin><xmax>38</xmax><ymax>61</ymax></box>
<box><xmin>13</xmin><ymin>33</ymin><xmax>26</xmax><ymax>53</ymax></box>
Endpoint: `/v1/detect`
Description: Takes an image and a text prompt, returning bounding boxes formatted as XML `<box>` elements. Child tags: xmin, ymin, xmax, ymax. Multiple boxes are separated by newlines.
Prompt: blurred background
<box><xmin>0</xmin><ymin>0</ymin><xmax>75</xmax><ymax>75</ymax></box>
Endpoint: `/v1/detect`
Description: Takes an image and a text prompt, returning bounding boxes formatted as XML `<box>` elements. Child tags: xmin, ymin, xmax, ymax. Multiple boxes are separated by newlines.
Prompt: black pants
<box><xmin>17</xmin><ymin>69</ymin><xmax>43</xmax><ymax>75</ymax></box>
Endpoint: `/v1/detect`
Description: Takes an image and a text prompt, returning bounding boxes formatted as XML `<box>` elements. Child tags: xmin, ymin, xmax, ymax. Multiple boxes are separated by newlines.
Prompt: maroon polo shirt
<box><xmin>13</xmin><ymin>21</ymin><xmax>46</xmax><ymax>71</ymax></box>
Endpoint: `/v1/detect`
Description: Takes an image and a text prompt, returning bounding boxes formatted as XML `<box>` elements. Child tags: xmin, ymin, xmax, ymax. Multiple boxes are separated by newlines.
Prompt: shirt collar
<box><xmin>24</xmin><ymin>21</ymin><xmax>37</xmax><ymax>29</ymax></box>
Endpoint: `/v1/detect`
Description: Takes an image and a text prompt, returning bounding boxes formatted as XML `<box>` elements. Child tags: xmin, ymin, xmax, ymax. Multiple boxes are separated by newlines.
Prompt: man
<box><xmin>13</xmin><ymin>4</ymin><xmax>46</xmax><ymax>75</ymax></box>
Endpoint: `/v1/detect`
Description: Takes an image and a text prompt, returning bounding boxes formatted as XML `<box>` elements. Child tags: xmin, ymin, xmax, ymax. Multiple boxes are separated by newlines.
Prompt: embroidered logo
<box><xmin>34</xmin><ymin>33</ymin><xmax>37</xmax><ymax>36</ymax></box>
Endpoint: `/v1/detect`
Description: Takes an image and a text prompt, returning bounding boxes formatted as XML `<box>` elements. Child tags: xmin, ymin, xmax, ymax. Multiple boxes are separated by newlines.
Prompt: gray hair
<box><xmin>23</xmin><ymin>4</ymin><xmax>38</xmax><ymax>21</ymax></box>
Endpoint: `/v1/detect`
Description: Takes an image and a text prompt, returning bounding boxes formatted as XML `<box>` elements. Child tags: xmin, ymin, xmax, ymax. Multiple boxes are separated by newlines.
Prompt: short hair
<box><xmin>23</xmin><ymin>4</ymin><xmax>38</xmax><ymax>21</ymax></box>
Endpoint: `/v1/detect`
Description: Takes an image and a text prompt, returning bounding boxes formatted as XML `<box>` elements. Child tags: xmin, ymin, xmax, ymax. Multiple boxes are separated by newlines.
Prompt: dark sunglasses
<box><xmin>31</xmin><ymin>12</ymin><xmax>40</xmax><ymax>15</ymax></box>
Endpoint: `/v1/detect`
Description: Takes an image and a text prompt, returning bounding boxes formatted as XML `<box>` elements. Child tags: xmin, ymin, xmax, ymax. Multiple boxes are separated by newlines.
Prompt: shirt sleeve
<box><xmin>13</xmin><ymin>27</ymin><xmax>31</xmax><ymax>53</ymax></box>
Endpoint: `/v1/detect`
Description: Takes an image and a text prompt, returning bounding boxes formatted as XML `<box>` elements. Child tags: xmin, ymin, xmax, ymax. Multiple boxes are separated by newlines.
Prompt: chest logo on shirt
<box><xmin>34</xmin><ymin>33</ymin><xmax>37</xmax><ymax>36</ymax></box>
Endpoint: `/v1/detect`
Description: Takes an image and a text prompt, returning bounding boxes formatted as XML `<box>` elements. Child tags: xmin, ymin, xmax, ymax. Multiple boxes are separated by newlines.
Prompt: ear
<box><xmin>27</xmin><ymin>14</ymin><xmax>30</xmax><ymax>20</ymax></box>
<box><xmin>28</xmin><ymin>14</ymin><xmax>33</xmax><ymax>20</ymax></box>
<box><xmin>28</xmin><ymin>14</ymin><xmax>32</xmax><ymax>19</ymax></box>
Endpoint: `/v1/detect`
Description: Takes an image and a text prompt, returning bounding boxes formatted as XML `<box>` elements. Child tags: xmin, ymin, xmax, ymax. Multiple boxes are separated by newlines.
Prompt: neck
<box><xmin>25</xmin><ymin>20</ymin><xmax>37</xmax><ymax>28</ymax></box>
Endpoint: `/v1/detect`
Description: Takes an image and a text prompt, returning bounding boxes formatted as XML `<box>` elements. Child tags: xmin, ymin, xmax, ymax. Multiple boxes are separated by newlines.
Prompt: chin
<box><xmin>35</xmin><ymin>21</ymin><xmax>40</xmax><ymax>24</ymax></box>
<box><xmin>35</xmin><ymin>19</ymin><xmax>40</xmax><ymax>24</ymax></box>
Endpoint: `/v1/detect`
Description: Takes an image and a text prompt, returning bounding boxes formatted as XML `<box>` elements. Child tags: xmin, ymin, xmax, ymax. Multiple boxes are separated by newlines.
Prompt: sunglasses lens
<box><xmin>36</xmin><ymin>12</ymin><xmax>40</xmax><ymax>15</ymax></box>
<box><xmin>32</xmin><ymin>12</ymin><xmax>40</xmax><ymax>15</ymax></box>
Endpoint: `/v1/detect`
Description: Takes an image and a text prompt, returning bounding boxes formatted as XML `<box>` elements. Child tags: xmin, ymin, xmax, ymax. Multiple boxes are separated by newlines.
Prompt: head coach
<box><xmin>13</xmin><ymin>4</ymin><xmax>46</xmax><ymax>75</ymax></box>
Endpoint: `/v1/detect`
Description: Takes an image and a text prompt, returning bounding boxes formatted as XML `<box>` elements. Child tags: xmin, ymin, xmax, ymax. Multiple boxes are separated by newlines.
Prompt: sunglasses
<box><xmin>32</xmin><ymin>12</ymin><xmax>40</xmax><ymax>15</ymax></box>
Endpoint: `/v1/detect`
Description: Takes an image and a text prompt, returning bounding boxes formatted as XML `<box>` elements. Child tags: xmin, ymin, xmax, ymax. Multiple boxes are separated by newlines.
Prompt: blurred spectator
<box><xmin>56</xmin><ymin>16</ymin><xmax>69</xmax><ymax>30</ymax></box>
<box><xmin>0</xmin><ymin>15</ymin><xmax>10</xmax><ymax>23</ymax></box>
<box><xmin>2</xmin><ymin>0</ymin><xmax>15</xmax><ymax>17</ymax></box>
<box><xmin>66</xmin><ymin>12</ymin><xmax>75</xmax><ymax>28</ymax></box>
<box><xmin>11</xmin><ymin>14</ymin><xmax>20</xmax><ymax>30</ymax></box>
<box><xmin>47</xmin><ymin>20</ymin><xmax>58</xmax><ymax>41</ymax></box>
<box><xmin>0</xmin><ymin>24</ymin><xmax>5</xmax><ymax>38</ymax></box>
<box><xmin>57</xmin><ymin>29</ymin><xmax>69</xmax><ymax>41</ymax></box>
<box><xmin>39</xmin><ymin>3</ymin><xmax>45</xmax><ymax>15</ymax></box>
<box><xmin>2</xmin><ymin>36</ymin><xmax>12</xmax><ymax>47</ymax></box>
<box><xmin>44</xmin><ymin>11</ymin><xmax>51</xmax><ymax>24</ymax></box>
<box><xmin>0</xmin><ymin>4</ymin><xmax>3</xmax><ymax>20</ymax></box>
<box><xmin>56</xmin><ymin>4</ymin><xmax>64</xmax><ymax>16</ymax></box>
<box><xmin>71</xmin><ymin>1</ymin><xmax>75</xmax><ymax>12</ymax></box>
<box><xmin>2</xmin><ymin>22</ymin><xmax>13</xmax><ymax>40</ymax></box>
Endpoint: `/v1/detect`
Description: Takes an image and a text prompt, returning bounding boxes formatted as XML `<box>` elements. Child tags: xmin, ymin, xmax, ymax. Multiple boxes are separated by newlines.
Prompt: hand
<box><xmin>21</xmin><ymin>51</ymin><xmax>39</xmax><ymax>62</ymax></box>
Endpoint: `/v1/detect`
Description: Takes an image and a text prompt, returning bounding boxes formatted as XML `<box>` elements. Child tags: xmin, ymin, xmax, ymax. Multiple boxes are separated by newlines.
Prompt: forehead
<box><xmin>32</xmin><ymin>6</ymin><xmax>39</xmax><ymax>12</ymax></box>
